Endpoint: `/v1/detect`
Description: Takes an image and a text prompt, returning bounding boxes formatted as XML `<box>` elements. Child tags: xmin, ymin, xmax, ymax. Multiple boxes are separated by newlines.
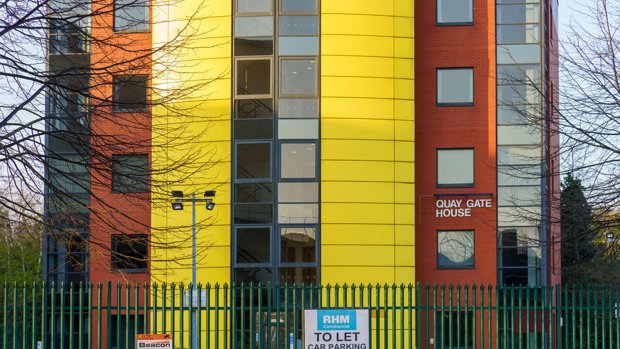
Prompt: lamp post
<box><xmin>171</xmin><ymin>190</ymin><xmax>216</xmax><ymax>349</ymax></box>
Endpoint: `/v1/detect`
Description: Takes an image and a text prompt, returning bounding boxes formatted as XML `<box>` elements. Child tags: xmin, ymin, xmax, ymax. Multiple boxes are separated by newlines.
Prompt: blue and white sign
<box><xmin>304</xmin><ymin>309</ymin><xmax>369</xmax><ymax>349</ymax></box>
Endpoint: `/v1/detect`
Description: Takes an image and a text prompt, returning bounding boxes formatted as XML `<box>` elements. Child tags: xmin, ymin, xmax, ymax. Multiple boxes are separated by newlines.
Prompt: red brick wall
<box><xmin>88</xmin><ymin>0</ymin><xmax>152</xmax><ymax>286</ymax></box>
<box><xmin>415</xmin><ymin>0</ymin><xmax>497</xmax><ymax>287</ymax></box>
<box><xmin>87</xmin><ymin>3</ymin><xmax>153</xmax><ymax>346</ymax></box>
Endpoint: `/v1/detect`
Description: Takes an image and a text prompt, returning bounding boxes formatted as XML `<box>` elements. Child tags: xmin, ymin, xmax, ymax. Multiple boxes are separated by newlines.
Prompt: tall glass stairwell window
<box><xmin>48</xmin><ymin>87</ymin><xmax>89</xmax><ymax>131</ymax></box>
<box><xmin>232</xmin><ymin>0</ymin><xmax>319</xmax><ymax>287</ymax></box>
<box><xmin>496</xmin><ymin>0</ymin><xmax>545</xmax><ymax>287</ymax></box>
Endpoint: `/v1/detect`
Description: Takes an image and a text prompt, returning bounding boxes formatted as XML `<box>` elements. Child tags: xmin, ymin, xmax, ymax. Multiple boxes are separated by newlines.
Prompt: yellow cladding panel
<box><xmin>395</xmin><ymin>59</ymin><xmax>414</xmax><ymax>79</ymax></box>
<box><xmin>323</xmin><ymin>245</ymin><xmax>394</xmax><ymax>266</ymax></box>
<box><xmin>322</xmin><ymin>14</ymin><xmax>393</xmax><ymax>37</ymax></box>
<box><xmin>395</xmin><ymin>225</ymin><xmax>415</xmax><ymax>246</ymax></box>
<box><xmin>322</xmin><ymin>35</ymin><xmax>394</xmax><ymax>57</ymax></box>
<box><xmin>395</xmin><ymin>183</ymin><xmax>414</xmax><ymax>204</ymax></box>
<box><xmin>395</xmin><ymin>246</ymin><xmax>415</xmax><ymax>267</ymax></box>
<box><xmin>322</xmin><ymin>98</ymin><xmax>394</xmax><ymax>119</ymax></box>
<box><xmin>321</xmin><ymin>0</ymin><xmax>415</xmax><ymax>286</ymax></box>
<box><xmin>152</xmin><ymin>0</ymin><xmax>232</xmax><ymax>285</ymax></box>
<box><xmin>322</xmin><ymin>203</ymin><xmax>394</xmax><ymax>225</ymax></box>
<box><xmin>395</xmin><ymin>120</ymin><xmax>414</xmax><ymax>141</ymax></box>
<box><xmin>321</xmin><ymin>224</ymin><xmax>395</xmax><ymax>246</ymax></box>
<box><xmin>322</xmin><ymin>119</ymin><xmax>394</xmax><ymax>140</ymax></box>
<box><xmin>395</xmin><ymin>100</ymin><xmax>415</xmax><ymax>121</ymax></box>
<box><xmin>322</xmin><ymin>0</ymin><xmax>393</xmax><ymax>15</ymax></box>
<box><xmin>322</xmin><ymin>77</ymin><xmax>394</xmax><ymax>99</ymax></box>
<box><xmin>322</xmin><ymin>267</ymin><xmax>395</xmax><ymax>285</ymax></box>
<box><xmin>322</xmin><ymin>160</ymin><xmax>394</xmax><ymax>182</ymax></box>
<box><xmin>322</xmin><ymin>140</ymin><xmax>394</xmax><ymax>161</ymax></box>
<box><xmin>395</xmin><ymin>267</ymin><xmax>416</xmax><ymax>284</ymax></box>
<box><xmin>322</xmin><ymin>182</ymin><xmax>395</xmax><ymax>203</ymax></box>
<box><xmin>322</xmin><ymin>56</ymin><xmax>394</xmax><ymax>78</ymax></box>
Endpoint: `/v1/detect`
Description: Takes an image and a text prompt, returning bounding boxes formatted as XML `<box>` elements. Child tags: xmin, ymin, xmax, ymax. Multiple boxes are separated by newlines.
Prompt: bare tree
<box><xmin>0</xmin><ymin>0</ymin><xmax>226</xmax><ymax>281</ymax></box>
<box><xmin>557</xmin><ymin>0</ymin><xmax>620</xmax><ymax>271</ymax></box>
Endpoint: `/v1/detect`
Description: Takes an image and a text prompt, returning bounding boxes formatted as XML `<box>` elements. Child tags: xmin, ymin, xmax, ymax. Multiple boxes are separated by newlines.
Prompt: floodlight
<box><xmin>172</xmin><ymin>190</ymin><xmax>184</xmax><ymax>198</ymax></box>
<box><xmin>204</xmin><ymin>190</ymin><xmax>216</xmax><ymax>197</ymax></box>
<box><xmin>172</xmin><ymin>202</ymin><xmax>184</xmax><ymax>210</ymax></box>
<box><xmin>206</xmin><ymin>202</ymin><xmax>216</xmax><ymax>210</ymax></box>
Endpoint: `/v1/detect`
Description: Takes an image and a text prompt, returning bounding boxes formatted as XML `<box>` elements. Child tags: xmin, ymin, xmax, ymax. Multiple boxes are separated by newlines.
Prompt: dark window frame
<box><xmin>111</xmin><ymin>234</ymin><xmax>149</xmax><ymax>272</ymax></box>
<box><xmin>279</xmin><ymin>0</ymin><xmax>319</xmax><ymax>15</ymax></box>
<box><xmin>112</xmin><ymin>75</ymin><xmax>149</xmax><ymax>112</ymax></box>
<box><xmin>234</xmin><ymin>57</ymin><xmax>274</xmax><ymax>99</ymax></box>
<box><xmin>436</xmin><ymin>229</ymin><xmax>475</xmax><ymax>270</ymax></box>
<box><xmin>233</xmin><ymin>225</ymin><xmax>273</xmax><ymax>267</ymax></box>
<box><xmin>436</xmin><ymin>67</ymin><xmax>475</xmax><ymax>106</ymax></box>
<box><xmin>111</xmin><ymin>154</ymin><xmax>149</xmax><ymax>193</ymax></box>
<box><xmin>279</xmin><ymin>57</ymin><xmax>319</xmax><ymax>98</ymax></box>
<box><xmin>436</xmin><ymin>148</ymin><xmax>475</xmax><ymax>188</ymax></box>
<box><xmin>279</xmin><ymin>141</ymin><xmax>319</xmax><ymax>181</ymax></box>
<box><xmin>234</xmin><ymin>141</ymin><xmax>273</xmax><ymax>182</ymax></box>
<box><xmin>278</xmin><ymin>224</ymin><xmax>319</xmax><ymax>267</ymax></box>
<box><xmin>235</xmin><ymin>0</ymin><xmax>274</xmax><ymax>16</ymax></box>
<box><xmin>436</xmin><ymin>0</ymin><xmax>474</xmax><ymax>26</ymax></box>
<box><xmin>113</xmin><ymin>0</ymin><xmax>150</xmax><ymax>32</ymax></box>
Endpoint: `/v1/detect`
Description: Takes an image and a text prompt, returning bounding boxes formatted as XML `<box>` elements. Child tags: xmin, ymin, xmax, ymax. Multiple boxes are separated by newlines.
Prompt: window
<box><xmin>235</xmin><ymin>17</ymin><xmax>274</xmax><ymax>37</ymax></box>
<box><xmin>281</xmin><ymin>0</ymin><xmax>318</xmax><ymax>14</ymax></box>
<box><xmin>114</xmin><ymin>0</ymin><xmax>149</xmax><ymax>32</ymax></box>
<box><xmin>280</xmin><ymin>59</ymin><xmax>317</xmax><ymax>96</ymax></box>
<box><xmin>48</xmin><ymin>88</ymin><xmax>88</xmax><ymax>130</ymax></box>
<box><xmin>236</xmin><ymin>0</ymin><xmax>272</xmax><ymax>14</ymax></box>
<box><xmin>497</xmin><ymin>24</ymin><xmax>540</xmax><ymax>44</ymax></box>
<box><xmin>278</xmin><ymin>183</ymin><xmax>318</xmax><ymax>202</ymax></box>
<box><xmin>236</xmin><ymin>59</ymin><xmax>272</xmax><ymax>97</ymax></box>
<box><xmin>435</xmin><ymin>311</ymin><xmax>474</xmax><ymax>348</ymax></box>
<box><xmin>497</xmin><ymin>4</ymin><xmax>540</xmax><ymax>24</ymax></box>
<box><xmin>437</xmin><ymin>68</ymin><xmax>473</xmax><ymax>105</ymax></box>
<box><xmin>235</xmin><ymin>99</ymin><xmax>274</xmax><ymax>118</ymax></box>
<box><xmin>50</xmin><ymin>19</ymin><xmax>87</xmax><ymax>54</ymax></box>
<box><xmin>111</xmin><ymin>154</ymin><xmax>149</xmax><ymax>193</ymax></box>
<box><xmin>236</xmin><ymin>227</ymin><xmax>271</xmax><ymax>264</ymax></box>
<box><xmin>236</xmin><ymin>143</ymin><xmax>271</xmax><ymax>179</ymax></box>
<box><xmin>437</xmin><ymin>0</ymin><xmax>473</xmax><ymax>24</ymax></box>
<box><xmin>278</xmin><ymin>16</ymin><xmax>319</xmax><ymax>35</ymax></box>
<box><xmin>437</xmin><ymin>230</ymin><xmax>474</xmax><ymax>269</ymax></box>
<box><xmin>111</xmin><ymin>234</ymin><xmax>148</xmax><ymax>271</ymax></box>
<box><xmin>279</xmin><ymin>37</ymin><xmax>319</xmax><ymax>55</ymax></box>
<box><xmin>110</xmin><ymin>314</ymin><xmax>145</xmax><ymax>349</ymax></box>
<box><xmin>281</xmin><ymin>143</ymin><xmax>316</xmax><ymax>179</ymax></box>
<box><xmin>235</xmin><ymin>38</ymin><xmax>274</xmax><ymax>56</ymax></box>
<box><xmin>437</xmin><ymin>149</ymin><xmax>474</xmax><ymax>186</ymax></box>
<box><xmin>235</xmin><ymin>183</ymin><xmax>274</xmax><ymax>202</ymax></box>
<box><xmin>280</xmin><ymin>227</ymin><xmax>316</xmax><ymax>263</ymax></box>
<box><xmin>113</xmin><ymin>75</ymin><xmax>148</xmax><ymax>112</ymax></box>
<box><xmin>278</xmin><ymin>99</ymin><xmax>318</xmax><ymax>118</ymax></box>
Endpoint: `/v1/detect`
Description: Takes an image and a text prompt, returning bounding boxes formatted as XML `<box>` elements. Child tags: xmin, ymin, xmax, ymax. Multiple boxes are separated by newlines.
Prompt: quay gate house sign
<box><xmin>304</xmin><ymin>309</ymin><xmax>370</xmax><ymax>349</ymax></box>
<box><xmin>435</xmin><ymin>198</ymin><xmax>493</xmax><ymax>218</ymax></box>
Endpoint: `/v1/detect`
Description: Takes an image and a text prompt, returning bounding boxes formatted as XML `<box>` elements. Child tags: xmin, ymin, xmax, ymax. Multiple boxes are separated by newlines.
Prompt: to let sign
<box><xmin>137</xmin><ymin>334</ymin><xmax>172</xmax><ymax>348</ymax></box>
<box><xmin>304</xmin><ymin>309</ymin><xmax>369</xmax><ymax>349</ymax></box>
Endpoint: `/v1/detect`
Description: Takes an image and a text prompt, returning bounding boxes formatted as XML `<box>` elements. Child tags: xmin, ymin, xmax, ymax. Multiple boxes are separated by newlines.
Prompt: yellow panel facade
<box><xmin>321</xmin><ymin>0</ymin><xmax>415</xmax><ymax>286</ymax></box>
<box><xmin>151</xmin><ymin>0</ymin><xmax>232</xmax><ymax>286</ymax></box>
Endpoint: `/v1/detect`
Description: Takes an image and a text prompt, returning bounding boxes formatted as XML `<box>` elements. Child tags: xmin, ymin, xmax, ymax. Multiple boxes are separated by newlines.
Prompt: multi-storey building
<box><xmin>415</xmin><ymin>0</ymin><xmax>560</xmax><ymax>288</ymax></box>
<box><xmin>45</xmin><ymin>1</ymin><xmax>559</xmax><ymax>345</ymax></box>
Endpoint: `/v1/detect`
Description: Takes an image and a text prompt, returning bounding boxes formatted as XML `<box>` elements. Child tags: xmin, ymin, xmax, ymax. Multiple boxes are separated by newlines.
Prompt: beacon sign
<box><xmin>304</xmin><ymin>309</ymin><xmax>369</xmax><ymax>349</ymax></box>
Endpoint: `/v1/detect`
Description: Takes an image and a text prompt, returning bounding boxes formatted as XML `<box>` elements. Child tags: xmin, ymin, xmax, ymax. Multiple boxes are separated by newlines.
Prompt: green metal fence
<box><xmin>1</xmin><ymin>282</ymin><xmax>619</xmax><ymax>348</ymax></box>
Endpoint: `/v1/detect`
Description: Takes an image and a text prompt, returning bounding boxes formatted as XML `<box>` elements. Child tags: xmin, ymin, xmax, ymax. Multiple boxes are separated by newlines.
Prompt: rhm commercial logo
<box><xmin>317</xmin><ymin>310</ymin><xmax>357</xmax><ymax>331</ymax></box>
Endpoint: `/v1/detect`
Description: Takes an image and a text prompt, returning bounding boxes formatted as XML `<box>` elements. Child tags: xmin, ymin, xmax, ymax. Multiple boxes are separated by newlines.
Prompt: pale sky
<box><xmin>559</xmin><ymin>0</ymin><xmax>597</xmax><ymax>38</ymax></box>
